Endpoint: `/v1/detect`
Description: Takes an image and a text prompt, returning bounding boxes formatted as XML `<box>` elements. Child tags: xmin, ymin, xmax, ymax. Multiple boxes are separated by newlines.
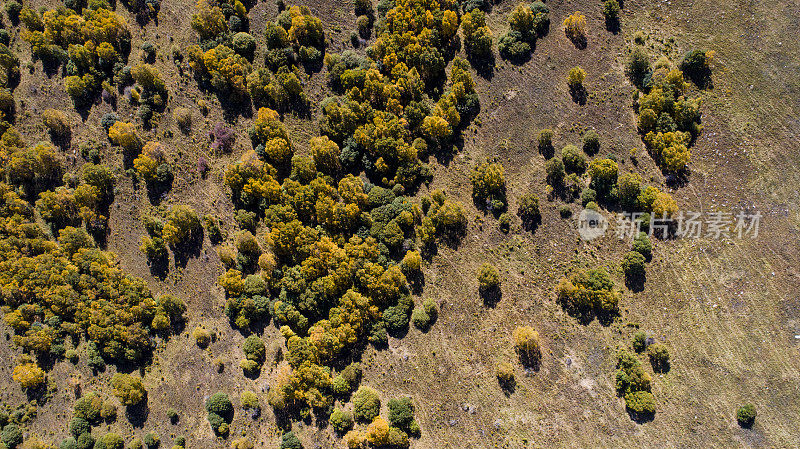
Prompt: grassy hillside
<box><xmin>0</xmin><ymin>0</ymin><xmax>798</xmax><ymax>447</ymax></box>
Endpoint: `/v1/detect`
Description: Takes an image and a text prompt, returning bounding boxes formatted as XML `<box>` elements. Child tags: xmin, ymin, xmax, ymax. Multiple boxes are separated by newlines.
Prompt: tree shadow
<box><xmin>173</xmin><ymin>228</ymin><xmax>204</xmax><ymax>268</ymax></box>
<box><xmin>469</xmin><ymin>54</ymin><xmax>495</xmax><ymax>80</ymax></box>
<box><xmin>147</xmin><ymin>253</ymin><xmax>169</xmax><ymax>279</ymax></box>
<box><xmin>626</xmin><ymin>406</ymin><xmax>655</xmax><ymax>424</ymax></box>
<box><xmin>625</xmin><ymin>272</ymin><xmax>646</xmax><ymax>292</ymax></box>
<box><xmin>500</xmin><ymin>378</ymin><xmax>516</xmax><ymax>396</ymax></box>
<box><xmin>480</xmin><ymin>286</ymin><xmax>501</xmax><ymax>307</ymax></box>
<box><xmin>125</xmin><ymin>397</ymin><xmax>149</xmax><ymax>428</ymax></box>
<box><xmin>605</xmin><ymin>17</ymin><xmax>620</xmax><ymax>34</ymax></box>
<box><xmin>570</xmin><ymin>85</ymin><xmax>587</xmax><ymax>105</ymax></box>
<box><xmin>520</xmin><ymin>215</ymin><xmax>541</xmax><ymax>233</ymax></box>
<box><xmin>569</xmin><ymin>35</ymin><xmax>587</xmax><ymax>50</ymax></box>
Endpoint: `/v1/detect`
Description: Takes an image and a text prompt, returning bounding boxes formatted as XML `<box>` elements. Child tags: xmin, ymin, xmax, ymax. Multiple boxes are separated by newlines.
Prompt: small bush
<box><xmin>512</xmin><ymin>326</ymin><xmax>541</xmax><ymax>367</ymax></box>
<box><xmin>517</xmin><ymin>193</ymin><xmax>540</xmax><ymax>229</ymax></box>
<box><xmin>43</xmin><ymin>109</ymin><xmax>71</xmax><ymax>137</ymax></box>
<box><xmin>624</xmin><ymin>390</ymin><xmax>656</xmax><ymax>418</ymax></box>
<box><xmin>563</xmin><ymin>12</ymin><xmax>587</xmax><ymax>45</ymax></box>
<box><xmin>192</xmin><ymin>326</ymin><xmax>212</xmax><ymax>347</ymax></box>
<box><xmin>567</xmin><ymin>66</ymin><xmax>586</xmax><ymax>89</ymax></box>
<box><xmin>632</xmin><ymin>232</ymin><xmax>652</xmax><ymax>260</ymax></box>
<box><xmin>622</xmin><ymin>251</ymin><xmax>646</xmax><ymax>281</ymax></box>
<box><xmin>632</xmin><ymin>331</ymin><xmax>647</xmax><ymax>352</ymax></box>
<box><xmin>280</xmin><ymin>431</ymin><xmax>302</xmax><ymax>449</ymax></box>
<box><xmin>477</xmin><ymin>263</ymin><xmax>500</xmax><ymax>292</ymax></box>
<box><xmin>562</xmin><ymin>145</ymin><xmax>587</xmax><ymax>174</ymax></box>
<box><xmin>559</xmin><ymin>206</ymin><xmax>572</xmax><ymax>218</ymax></box>
<box><xmin>538</xmin><ymin>129</ymin><xmax>554</xmax><ymax>156</ymax></box>
<box><xmin>352</xmin><ymin>386</ymin><xmax>381</xmax><ymax>422</ymax></box>
<box><xmin>173</xmin><ymin>108</ymin><xmax>192</xmax><ymax>133</ymax></box>
<box><xmin>582</xmin><ymin>130</ymin><xmax>600</xmax><ymax>155</ymax></box>
<box><xmin>143</xmin><ymin>433</ymin><xmax>159</xmax><ymax>449</ymax></box>
<box><xmin>647</xmin><ymin>342</ymin><xmax>670</xmax><ymax>373</ymax></box>
<box><xmin>736</xmin><ymin>403</ymin><xmax>756</xmax><ymax>428</ymax></box>
<box><xmin>329</xmin><ymin>408</ymin><xmax>353</xmax><ymax>434</ymax></box>
<box><xmin>496</xmin><ymin>361</ymin><xmax>515</xmax><ymax>389</ymax></box>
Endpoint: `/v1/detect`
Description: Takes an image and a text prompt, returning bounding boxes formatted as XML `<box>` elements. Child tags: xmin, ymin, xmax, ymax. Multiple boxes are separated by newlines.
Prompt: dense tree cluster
<box><xmin>556</xmin><ymin>267</ymin><xmax>620</xmax><ymax>323</ymax></box>
<box><xmin>0</xmin><ymin>125</ymin><xmax>183</xmax><ymax>365</ymax></box>
<box><xmin>21</xmin><ymin>5</ymin><xmax>131</xmax><ymax>108</ymax></box>
<box><xmin>615</xmin><ymin>350</ymin><xmax>656</xmax><ymax>420</ymax></box>
<box><xmin>629</xmin><ymin>49</ymin><xmax>705</xmax><ymax>173</ymax></box>
<box><xmin>498</xmin><ymin>2</ymin><xmax>549</xmax><ymax>61</ymax></box>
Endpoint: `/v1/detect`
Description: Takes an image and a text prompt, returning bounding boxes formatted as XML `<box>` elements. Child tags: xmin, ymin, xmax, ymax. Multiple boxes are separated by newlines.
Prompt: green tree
<box><xmin>111</xmin><ymin>373</ymin><xmax>146</xmax><ymax>406</ymax></box>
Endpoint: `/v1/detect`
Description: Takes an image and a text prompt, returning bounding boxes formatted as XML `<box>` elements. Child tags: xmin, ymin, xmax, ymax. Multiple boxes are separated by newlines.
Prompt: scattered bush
<box><xmin>582</xmin><ymin>130</ymin><xmax>600</xmax><ymax>155</ymax></box>
<box><xmin>736</xmin><ymin>403</ymin><xmax>756</xmax><ymax>428</ymax></box>
<box><xmin>352</xmin><ymin>386</ymin><xmax>381</xmax><ymax>422</ymax></box>
<box><xmin>632</xmin><ymin>331</ymin><xmax>647</xmax><ymax>353</ymax></box>
<box><xmin>563</xmin><ymin>12</ymin><xmax>587</xmax><ymax>46</ymax></box>
<box><xmin>12</xmin><ymin>361</ymin><xmax>46</xmax><ymax>389</ymax></box>
<box><xmin>111</xmin><ymin>373</ymin><xmax>146</xmax><ymax>406</ymax></box>
<box><xmin>173</xmin><ymin>108</ymin><xmax>192</xmax><ymax>133</ymax></box>
<box><xmin>280</xmin><ymin>431</ymin><xmax>302</xmax><ymax>449</ymax></box>
<box><xmin>631</xmin><ymin>232</ymin><xmax>652</xmax><ymax>260</ymax></box>
<box><xmin>561</xmin><ymin>145</ymin><xmax>587</xmax><ymax>174</ymax></box>
<box><xmin>647</xmin><ymin>342</ymin><xmax>670</xmax><ymax>373</ymax></box>
<box><xmin>477</xmin><ymin>263</ymin><xmax>500</xmax><ymax>292</ymax></box>
<box><xmin>329</xmin><ymin>408</ymin><xmax>353</xmax><ymax>434</ymax></box>
<box><xmin>496</xmin><ymin>361</ymin><xmax>515</xmax><ymax>389</ymax></box>
<box><xmin>471</xmin><ymin>161</ymin><xmax>507</xmax><ymax>211</ymax></box>
<box><xmin>43</xmin><ymin>109</ymin><xmax>71</xmax><ymax>138</ymax></box>
<box><xmin>567</xmin><ymin>66</ymin><xmax>586</xmax><ymax>89</ymax></box>
<box><xmin>512</xmin><ymin>326</ymin><xmax>541</xmax><ymax>368</ymax></box>
<box><xmin>538</xmin><ymin>129</ymin><xmax>554</xmax><ymax>156</ymax></box>
<box><xmin>556</xmin><ymin>267</ymin><xmax>620</xmax><ymax>321</ymax></box>
<box><xmin>461</xmin><ymin>10</ymin><xmax>493</xmax><ymax>60</ymax></box>
<box><xmin>517</xmin><ymin>193</ymin><xmax>541</xmax><ymax>230</ymax></box>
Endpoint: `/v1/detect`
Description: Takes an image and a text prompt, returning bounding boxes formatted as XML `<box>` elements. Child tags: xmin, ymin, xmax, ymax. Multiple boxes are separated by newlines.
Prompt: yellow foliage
<box><xmin>13</xmin><ymin>362</ymin><xmax>46</xmax><ymax>389</ymax></box>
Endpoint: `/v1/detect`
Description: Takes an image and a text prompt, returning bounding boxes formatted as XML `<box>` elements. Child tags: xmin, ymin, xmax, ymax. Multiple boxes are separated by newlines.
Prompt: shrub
<box><xmin>242</xmin><ymin>335</ymin><xmax>266</xmax><ymax>365</ymax></box>
<box><xmin>582</xmin><ymin>130</ymin><xmax>600</xmax><ymax>155</ymax></box>
<box><xmin>617</xmin><ymin>172</ymin><xmax>643</xmax><ymax>209</ymax></box>
<box><xmin>162</xmin><ymin>205</ymin><xmax>201</xmax><ymax>248</ymax></box>
<box><xmin>192</xmin><ymin>326</ymin><xmax>212</xmax><ymax>347</ymax></box>
<box><xmin>621</xmin><ymin>251</ymin><xmax>646</xmax><ymax>281</ymax></box>
<box><xmin>95</xmin><ymin>433</ymin><xmax>124</xmax><ymax>449</ymax></box>
<box><xmin>60</xmin><ymin>437</ymin><xmax>78</xmax><ymax>449</ymax></box>
<box><xmin>232</xmin><ymin>32</ymin><xmax>256</xmax><ymax>60</ymax></box>
<box><xmin>624</xmin><ymin>390</ymin><xmax>655</xmax><ymax>417</ymax></box>
<box><xmin>206</xmin><ymin>392</ymin><xmax>233</xmax><ymax>417</ymax></box>
<box><xmin>280</xmin><ymin>431</ymin><xmax>302</xmax><ymax>449</ymax></box>
<box><xmin>143</xmin><ymin>433</ymin><xmax>159</xmax><ymax>449</ymax></box>
<box><xmin>498</xmin><ymin>31</ymin><xmax>530</xmax><ymax>60</ymax></box>
<box><xmin>647</xmin><ymin>342</ymin><xmax>669</xmax><ymax>373</ymax></box>
<box><xmin>108</xmin><ymin>121</ymin><xmax>142</xmax><ymax>156</ymax></box>
<box><xmin>626</xmin><ymin>47</ymin><xmax>650</xmax><ymax>87</ymax></box>
<box><xmin>632</xmin><ymin>331</ymin><xmax>647</xmax><ymax>352</ymax></box>
<box><xmin>498</xmin><ymin>212</ymin><xmax>511</xmax><ymax>232</ymax></box>
<box><xmin>352</xmin><ymin>386</ymin><xmax>381</xmax><ymax>422</ymax></box>
<box><xmin>517</xmin><ymin>193</ymin><xmax>540</xmax><ymax>229</ymax></box>
<box><xmin>561</xmin><ymin>145</ymin><xmax>587</xmax><ymax>173</ymax></box>
<box><xmin>680</xmin><ymin>49</ymin><xmax>712</xmax><ymax>87</ymax></box>
<box><xmin>477</xmin><ymin>263</ymin><xmax>500</xmax><ymax>292</ymax></box>
<box><xmin>12</xmin><ymin>362</ymin><xmax>45</xmax><ymax>389</ymax></box>
<box><xmin>545</xmin><ymin>158</ymin><xmax>565</xmax><ymax>186</ymax></box>
<box><xmin>461</xmin><ymin>10</ymin><xmax>493</xmax><ymax>60</ymax></box>
<box><xmin>167</xmin><ymin>408</ymin><xmax>179</xmax><ymax>424</ymax></box>
<box><xmin>330</xmin><ymin>408</ymin><xmax>354</xmax><ymax>434</ymax></box>
<box><xmin>587</xmin><ymin>158</ymin><xmax>618</xmax><ymax>196</ymax></box>
<box><xmin>43</xmin><ymin>109</ymin><xmax>71</xmax><ymax>137</ymax></box>
<box><xmin>736</xmin><ymin>403</ymin><xmax>756</xmax><ymax>428</ymax></box>
<box><xmin>512</xmin><ymin>326</ymin><xmax>541</xmax><ymax>367</ymax></box>
<box><xmin>111</xmin><ymin>373</ymin><xmax>146</xmax><ymax>406</ymax></box>
<box><xmin>2</xmin><ymin>424</ymin><xmax>23</xmax><ymax>448</ymax></box>
<box><xmin>496</xmin><ymin>361</ymin><xmax>514</xmax><ymax>388</ymax></box>
<box><xmin>173</xmin><ymin>108</ymin><xmax>192</xmax><ymax>133</ymax></box>
<box><xmin>632</xmin><ymin>232</ymin><xmax>652</xmax><ymax>260</ymax></box>
<box><xmin>538</xmin><ymin>129</ymin><xmax>554</xmax><ymax>156</ymax></box>
<box><xmin>567</xmin><ymin>66</ymin><xmax>586</xmax><ymax>89</ymax></box>
<box><xmin>602</xmin><ymin>0</ymin><xmax>620</xmax><ymax>25</ymax></box>
<box><xmin>563</xmin><ymin>12</ymin><xmax>587</xmax><ymax>45</ymax></box>
<box><xmin>556</xmin><ymin>267</ymin><xmax>620</xmax><ymax>319</ymax></box>
<box><xmin>101</xmin><ymin>401</ymin><xmax>117</xmax><ymax>422</ymax></box>
<box><xmin>74</xmin><ymin>392</ymin><xmax>103</xmax><ymax>423</ymax></box>
<box><xmin>559</xmin><ymin>205</ymin><xmax>572</xmax><ymax>218</ymax></box>
<box><xmin>388</xmin><ymin>396</ymin><xmax>414</xmax><ymax>429</ymax></box>
<box><xmin>470</xmin><ymin>161</ymin><xmax>506</xmax><ymax>211</ymax></box>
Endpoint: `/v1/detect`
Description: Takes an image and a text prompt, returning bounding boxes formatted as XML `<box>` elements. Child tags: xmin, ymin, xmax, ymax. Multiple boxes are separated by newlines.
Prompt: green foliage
<box><xmin>582</xmin><ymin>130</ymin><xmax>600</xmax><ymax>155</ymax></box>
<box><xmin>632</xmin><ymin>331</ymin><xmax>647</xmax><ymax>353</ymax></box>
<box><xmin>624</xmin><ymin>390</ymin><xmax>656</xmax><ymax>418</ymax></box>
<box><xmin>471</xmin><ymin>161</ymin><xmax>506</xmax><ymax>211</ymax></box>
<box><xmin>477</xmin><ymin>263</ymin><xmax>500</xmax><ymax>292</ymax></box>
<box><xmin>352</xmin><ymin>386</ymin><xmax>380</xmax><ymax>422</ymax></box>
<box><xmin>142</xmin><ymin>433</ymin><xmax>158</xmax><ymax>449</ymax></box>
<box><xmin>512</xmin><ymin>326</ymin><xmax>541</xmax><ymax>367</ymax></box>
<box><xmin>556</xmin><ymin>267</ymin><xmax>620</xmax><ymax>321</ymax></box>
<box><xmin>206</xmin><ymin>392</ymin><xmax>233</xmax><ymax>435</ymax></box>
<box><xmin>602</xmin><ymin>0</ymin><xmax>620</xmax><ymax>25</ymax></box>
<box><xmin>388</xmin><ymin>397</ymin><xmax>415</xmax><ymax>430</ymax></box>
<box><xmin>736</xmin><ymin>403</ymin><xmax>756</xmax><ymax>428</ymax></box>
<box><xmin>111</xmin><ymin>373</ymin><xmax>146</xmax><ymax>406</ymax></box>
<box><xmin>545</xmin><ymin>158</ymin><xmax>565</xmax><ymax>186</ymax></box>
<box><xmin>647</xmin><ymin>342</ymin><xmax>670</xmax><ymax>373</ymax></box>
<box><xmin>1</xmin><ymin>424</ymin><xmax>22</xmax><ymax>448</ymax></box>
<box><xmin>621</xmin><ymin>251</ymin><xmax>646</xmax><ymax>281</ymax></box>
<box><xmin>162</xmin><ymin>205</ymin><xmax>201</xmax><ymax>248</ymax></box>
<box><xmin>538</xmin><ymin>129</ymin><xmax>554</xmax><ymax>156</ymax></box>
<box><xmin>626</xmin><ymin>47</ymin><xmax>650</xmax><ymax>87</ymax></box>
<box><xmin>280</xmin><ymin>431</ymin><xmax>302</xmax><ymax>449</ymax></box>
<box><xmin>517</xmin><ymin>193</ymin><xmax>540</xmax><ymax>229</ymax></box>
<box><xmin>631</xmin><ymin>232</ymin><xmax>652</xmax><ymax>260</ymax></box>
<box><xmin>329</xmin><ymin>408</ymin><xmax>353</xmax><ymax>434</ymax></box>
<box><xmin>680</xmin><ymin>49</ymin><xmax>712</xmax><ymax>87</ymax></box>
<box><xmin>567</xmin><ymin>66</ymin><xmax>586</xmax><ymax>89</ymax></box>
<box><xmin>95</xmin><ymin>433</ymin><xmax>124</xmax><ymax>449</ymax></box>
<box><xmin>461</xmin><ymin>10</ymin><xmax>493</xmax><ymax>60</ymax></box>
<box><xmin>561</xmin><ymin>145</ymin><xmax>587</xmax><ymax>174</ymax></box>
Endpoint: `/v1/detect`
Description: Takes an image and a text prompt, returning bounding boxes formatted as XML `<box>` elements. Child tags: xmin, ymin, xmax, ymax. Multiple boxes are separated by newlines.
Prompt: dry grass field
<box><xmin>0</xmin><ymin>0</ymin><xmax>798</xmax><ymax>447</ymax></box>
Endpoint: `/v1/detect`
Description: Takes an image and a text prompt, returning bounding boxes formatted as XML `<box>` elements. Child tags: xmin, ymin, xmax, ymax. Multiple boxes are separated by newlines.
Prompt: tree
<box><xmin>461</xmin><ymin>10</ymin><xmax>493</xmax><ymax>60</ymax></box>
<box><xmin>365</xmin><ymin>417</ymin><xmax>390</xmax><ymax>446</ymax></box>
<box><xmin>477</xmin><ymin>263</ymin><xmax>500</xmax><ymax>293</ymax></box>
<box><xmin>587</xmin><ymin>158</ymin><xmax>618</xmax><ymax>196</ymax></box>
<box><xmin>680</xmin><ymin>49</ymin><xmax>713</xmax><ymax>88</ymax></box>
<box><xmin>602</xmin><ymin>0</ymin><xmax>620</xmax><ymax>29</ymax></box>
<box><xmin>329</xmin><ymin>408</ymin><xmax>353</xmax><ymax>434</ymax></box>
<box><xmin>622</xmin><ymin>251</ymin><xmax>646</xmax><ymax>283</ymax></box>
<box><xmin>470</xmin><ymin>161</ymin><xmax>507</xmax><ymax>211</ymax></box>
<box><xmin>632</xmin><ymin>232</ymin><xmax>652</xmax><ymax>260</ymax></box>
<box><xmin>352</xmin><ymin>386</ymin><xmax>381</xmax><ymax>422</ymax></box>
<box><xmin>563</xmin><ymin>12</ymin><xmax>587</xmax><ymax>46</ymax></box>
<box><xmin>538</xmin><ymin>129</ymin><xmax>554</xmax><ymax>156</ymax></box>
<box><xmin>512</xmin><ymin>326</ymin><xmax>541</xmax><ymax>367</ymax></box>
<box><xmin>582</xmin><ymin>130</ymin><xmax>600</xmax><ymax>155</ymax></box>
<box><xmin>111</xmin><ymin>373</ymin><xmax>146</xmax><ymax>406</ymax></box>
<box><xmin>624</xmin><ymin>390</ymin><xmax>655</xmax><ymax>418</ymax></box>
<box><xmin>736</xmin><ymin>403</ymin><xmax>756</xmax><ymax>428</ymax></box>
<box><xmin>517</xmin><ymin>193</ymin><xmax>540</xmax><ymax>229</ymax></box>
<box><xmin>280</xmin><ymin>431</ymin><xmax>303</xmax><ymax>449</ymax></box>
<box><xmin>561</xmin><ymin>145</ymin><xmax>587</xmax><ymax>174</ymax></box>
<box><xmin>162</xmin><ymin>205</ymin><xmax>201</xmax><ymax>248</ymax></box>
<box><xmin>545</xmin><ymin>158</ymin><xmax>565</xmax><ymax>186</ymax></box>
<box><xmin>626</xmin><ymin>47</ymin><xmax>650</xmax><ymax>87</ymax></box>
<box><xmin>12</xmin><ymin>362</ymin><xmax>45</xmax><ymax>389</ymax></box>
<box><xmin>567</xmin><ymin>66</ymin><xmax>586</xmax><ymax>89</ymax></box>
<box><xmin>647</xmin><ymin>342</ymin><xmax>670</xmax><ymax>373</ymax></box>
<box><xmin>387</xmin><ymin>396</ymin><xmax>414</xmax><ymax>430</ymax></box>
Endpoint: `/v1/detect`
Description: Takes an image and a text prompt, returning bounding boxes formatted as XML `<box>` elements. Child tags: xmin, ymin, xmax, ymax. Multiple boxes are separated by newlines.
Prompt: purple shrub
<box><xmin>198</xmin><ymin>156</ymin><xmax>210</xmax><ymax>177</ymax></box>
<box><xmin>211</xmin><ymin>122</ymin><xmax>235</xmax><ymax>153</ymax></box>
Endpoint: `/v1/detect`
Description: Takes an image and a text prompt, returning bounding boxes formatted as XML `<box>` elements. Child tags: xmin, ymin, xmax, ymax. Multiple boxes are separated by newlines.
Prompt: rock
<box><xmin>448</xmin><ymin>419</ymin><xmax>458</xmax><ymax>426</ymax></box>
<box><xmin>493</xmin><ymin>419</ymin><xmax>502</xmax><ymax>430</ymax></box>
